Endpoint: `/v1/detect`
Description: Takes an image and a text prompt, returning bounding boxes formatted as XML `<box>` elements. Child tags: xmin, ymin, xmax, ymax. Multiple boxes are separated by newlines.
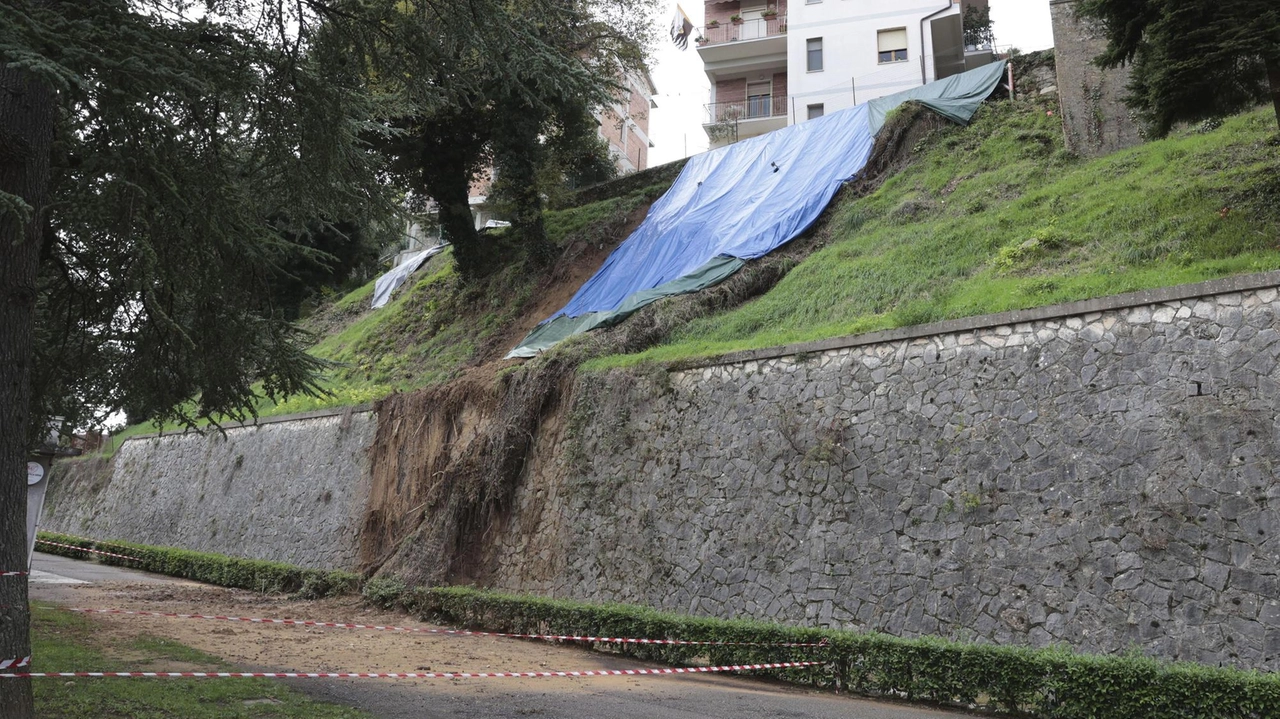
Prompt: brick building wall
<box><xmin>715</xmin><ymin>78</ymin><xmax>746</xmax><ymax>105</ymax></box>
<box><xmin>596</xmin><ymin>73</ymin><xmax>655</xmax><ymax>173</ymax></box>
<box><xmin>704</xmin><ymin>0</ymin><xmax>787</xmax><ymax>32</ymax></box>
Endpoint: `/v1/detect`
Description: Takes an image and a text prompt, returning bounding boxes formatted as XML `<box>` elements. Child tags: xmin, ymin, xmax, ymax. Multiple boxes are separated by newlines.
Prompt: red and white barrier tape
<box><xmin>36</xmin><ymin>541</ymin><xmax>143</xmax><ymax>563</ymax></box>
<box><xmin>1</xmin><ymin>660</ymin><xmax>821</xmax><ymax>680</ymax></box>
<box><xmin>0</xmin><ymin>571</ymin><xmax>28</xmax><ymax>577</ymax></box>
<box><xmin>0</xmin><ymin>657</ymin><xmax>30</xmax><ymax>670</ymax></box>
<box><xmin>41</xmin><ymin>532</ymin><xmax>137</xmax><ymax>554</ymax></box>
<box><xmin>69</xmin><ymin>609</ymin><xmax>829</xmax><ymax>647</ymax></box>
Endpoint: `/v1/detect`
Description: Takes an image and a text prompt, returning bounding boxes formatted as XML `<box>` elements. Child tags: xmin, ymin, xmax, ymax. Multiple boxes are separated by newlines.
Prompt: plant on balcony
<box><xmin>963</xmin><ymin>5</ymin><xmax>994</xmax><ymax>49</ymax></box>
<box><xmin>729</xmin><ymin>14</ymin><xmax>742</xmax><ymax>23</ymax></box>
<box><xmin>706</xmin><ymin>105</ymin><xmax>743</xmax><ymax>144</ymax></box>
<box><xmin>696</xmin><ymin>35</ymin><xmax>708</xmax><ymax>45</ymax></box>
<box><xmin>706</xmin><ymin>19</ymin><xmax>720</xmax><ymax>27</ymax></box>
<box><xmin>761</xmin><ymin>9</ymin><xmax>777</xmax><ymax>18</ymax></box>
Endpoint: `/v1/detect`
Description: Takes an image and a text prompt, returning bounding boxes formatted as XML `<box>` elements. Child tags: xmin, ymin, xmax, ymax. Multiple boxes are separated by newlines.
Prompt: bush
<box><xmin>35</xmin><ymin>531</ymin><xmax>359</xmax><ymax>598</ymax></box>
<box><xmin>373</xmin><ymin>585</ymin><xmax>1280</xmax><ymax>718</ymax></box>
<box><xmin>361</xmin><ymin>576</ymin><xmax>408</xmax><ymax>608</ymax></box>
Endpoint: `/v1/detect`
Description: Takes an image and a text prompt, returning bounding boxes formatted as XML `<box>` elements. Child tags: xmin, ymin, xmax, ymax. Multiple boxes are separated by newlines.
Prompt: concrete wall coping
<box><xmin>122</xmin><ymin>403</ymin><xmax>375</xmax><ymax>445</ymax></box>
<box><xmin>668</xmin><ymin>270</ymin><xmax>1280</xmax><ymax>371</ymax></box>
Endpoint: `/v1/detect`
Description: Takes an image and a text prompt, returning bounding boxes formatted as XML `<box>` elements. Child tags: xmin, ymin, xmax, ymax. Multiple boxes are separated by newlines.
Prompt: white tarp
<box><xmin>371</xmin><ymin>243</ymin><xmax>448</xmax><ymax>309</ymax></box>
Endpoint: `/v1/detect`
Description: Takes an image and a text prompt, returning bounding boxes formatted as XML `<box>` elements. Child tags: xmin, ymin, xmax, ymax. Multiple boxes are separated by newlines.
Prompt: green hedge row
<box><xmin>36</xmin><ymin>531</ymin><xmax>359</xmax><ymax>598</ymax></box>
<box><xmin>34</xmin><ymin>534</ymin><xmax>1280</xmax><ymax>718</ymax></box>
<box><xmin>366</xmin><ymin>582</ymin><xmax>1280</xmax><ymax>719</ymax></box>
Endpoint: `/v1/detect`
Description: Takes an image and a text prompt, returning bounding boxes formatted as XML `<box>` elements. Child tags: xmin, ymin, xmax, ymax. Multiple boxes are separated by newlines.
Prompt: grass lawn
<box><xmin>30</xmin><ymin>602</ymin><xmax>370</xmax><ymax>719</ymax></box>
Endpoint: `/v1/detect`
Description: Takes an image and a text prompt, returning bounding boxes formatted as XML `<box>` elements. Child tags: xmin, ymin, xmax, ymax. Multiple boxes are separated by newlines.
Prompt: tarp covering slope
<box><xmin>372</xmin><ymin>243</ymin><xmax>449</xmax><ymax>309</ymax></box>
<box><xmin>867</xmin><ymin>61</ymin><xmax>1010</xmax><ymax>132</ymax></box>
<box><xmin>507</xmin><ymin>61</ymin><xmax>1007</xmax><ymax>358</ymax></box>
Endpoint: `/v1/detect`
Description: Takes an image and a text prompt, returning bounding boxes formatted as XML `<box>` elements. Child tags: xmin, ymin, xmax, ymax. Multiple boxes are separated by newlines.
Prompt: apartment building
<box><xmin>598</xmin><ymin>71</ymin><xmax>659</xmax><ymax>173</ymax></box>
<box><xmin>697</xmin><ymin>0</ymin><xmax>993</xmax><ymax>147</ymax></box>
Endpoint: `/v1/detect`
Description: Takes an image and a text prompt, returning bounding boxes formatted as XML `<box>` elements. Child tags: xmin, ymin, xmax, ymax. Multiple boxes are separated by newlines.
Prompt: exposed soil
<box><xmin>360</xmin><ymin>105</ymin><xmax>958</xmax><ymax>590</ymax></box>
<box><xmin>49</xmin><ymin>581</ymin><xmax>648</xmax><ymax>689</ymax></box>
<box><xmin>35</xmin><ymin>579</ymin><xmax>969</xmax><ymax>719</ymax></box>
<box><xmin>477</xmin><ymin>201</ymin><xmax>653</xmax><ymax>365</ymax></box>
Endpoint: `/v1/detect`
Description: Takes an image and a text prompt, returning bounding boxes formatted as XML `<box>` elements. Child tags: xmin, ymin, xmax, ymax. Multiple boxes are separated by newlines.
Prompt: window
<box><xmin>807</xmin><ymin>38</ymin><xmax>823</xmax><ymax>72</ymax></box>
<box><xmin>746</xmin><ymin>80</ymin><xmax>772</xmax><ymax>118</ymax></box>
<box><xmin>877</xmin><ymin>28</ymin><xmax>908</xmax><ymax>63</ymax></box>
<box><xmin>807</xmin><ymin>103</ymin><xmax>824</xmax><ymax>120</ymax></box>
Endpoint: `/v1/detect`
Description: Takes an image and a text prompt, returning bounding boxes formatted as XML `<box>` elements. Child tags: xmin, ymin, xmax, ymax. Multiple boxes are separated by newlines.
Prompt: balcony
<box><xmin>703</xmin><ymin>96</ymin><xmax>788</xmax><ymax>146</ymax></box>
<box><xmin>705</xmin><ymin>95</ymin><xmax>787</xmax><ymax>124</ymax></box>
<box><xmin>697</xmin><ymin>16</ymin><xmax>786</xmax><ymax>47</ymax></box>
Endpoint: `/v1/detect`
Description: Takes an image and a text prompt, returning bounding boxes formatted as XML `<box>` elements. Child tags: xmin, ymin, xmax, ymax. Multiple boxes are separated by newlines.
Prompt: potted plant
<box><xmin>706</xmin><ymin>19</ymin><xmax>720</xmax><ymax>27</ymax></box>
<box><xmin>761</xmin><ymin>8</ymin><xmax>778</xmax><ymax>18</ymax></box>
<box><xmin>729</xmin><ymin>14</ymin><xmax>743</xmax><ymax>24</ymax></box>
<box><xmin>696</xmin><ymin>35</ymin><xmax>708</xmax><ymax>45</ymax></box>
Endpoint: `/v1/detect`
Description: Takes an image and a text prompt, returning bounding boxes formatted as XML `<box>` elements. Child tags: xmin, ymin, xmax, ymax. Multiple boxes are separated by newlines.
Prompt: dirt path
<box><xmin>30</xmin><ymin>557</ymin><xmax>972</xmax><ymax>719</ymax></box>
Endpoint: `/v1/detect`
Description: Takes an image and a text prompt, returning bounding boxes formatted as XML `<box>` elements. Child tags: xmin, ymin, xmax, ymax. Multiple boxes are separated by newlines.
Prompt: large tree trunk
<box><xmin>1268</xmin><ymin>56</ymin><xmax>1280</xmax><ymax>133</ymax></box>
<box><xmin>492</xmin><ymin>111</ymin><xmax>554</xmax><ymax>267</ymax></box>
<box><xmin>0</xmin><ymin>64</ymin><xmax>55</xmax><ymax>719</ymax></box>
<box><xmin>428</xmin><ymin>172</ymin><xmax>485</xmax><ymax>281</ymax></box>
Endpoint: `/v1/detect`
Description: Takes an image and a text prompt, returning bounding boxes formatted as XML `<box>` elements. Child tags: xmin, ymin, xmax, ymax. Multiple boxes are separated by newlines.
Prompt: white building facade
<box><xmin>697</xmin><ymin>0</ymin><xmax>992</xmax><ymax>147</ymax></box>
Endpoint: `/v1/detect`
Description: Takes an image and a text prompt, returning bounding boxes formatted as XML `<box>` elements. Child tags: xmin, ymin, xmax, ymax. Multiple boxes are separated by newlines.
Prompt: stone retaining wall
<box><xmin>491</xmin><ymin>275</ymin><xmax>1280</xmax><ymax>669</ymax></box>
<box><xmin>43</xmin><ymin>271</ymin><xmax>1280</xmax><ymax>669</ymax></box>
<box><xmin>43</xmin><ymin>408</ymin><xmax>375</xmax><ymax>571</ymax></box>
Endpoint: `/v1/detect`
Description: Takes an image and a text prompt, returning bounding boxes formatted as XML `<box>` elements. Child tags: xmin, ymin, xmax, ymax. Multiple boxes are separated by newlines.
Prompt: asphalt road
<box><xmin>30</xmin><ymin>553</ymin><xmax>973</xmax><ymax>719</ymax></box>
<box><xmin>287</xmin><ymin>668</ymin><xmax>974</xmax><ymax>719</ymax></box>
<box><xmin>31</xmin><ymin>551</ymin><xmax>174</xmax><ymax>585</ymax></box>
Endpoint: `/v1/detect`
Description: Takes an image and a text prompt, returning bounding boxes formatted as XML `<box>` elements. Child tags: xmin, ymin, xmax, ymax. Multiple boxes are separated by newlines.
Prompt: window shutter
<box><xmin>877</xmin><ymin>28</ymin><xmax>908</xmax><ymax>52</ymax></box>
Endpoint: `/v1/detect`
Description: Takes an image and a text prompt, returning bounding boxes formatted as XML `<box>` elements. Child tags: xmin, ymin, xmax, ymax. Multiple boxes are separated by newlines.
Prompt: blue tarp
<box><xmin>507</xmin><ymin>61</ymin><xmax>1007</xmax><ymax>358</ymax></box>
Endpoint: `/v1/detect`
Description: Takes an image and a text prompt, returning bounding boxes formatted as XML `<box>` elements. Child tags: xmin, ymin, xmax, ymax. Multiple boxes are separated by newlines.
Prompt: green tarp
<box><xmin>867</xmin><ymin>61</ymin><xmax>1008</xmax><ymax>132</ymax></box>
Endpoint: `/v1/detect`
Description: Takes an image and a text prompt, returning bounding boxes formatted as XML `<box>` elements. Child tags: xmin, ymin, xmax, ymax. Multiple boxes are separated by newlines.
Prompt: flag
<box><xmin>671</xmin><ymin>5</ymin><xmax>694</xmax><ymax>50</ymax></box>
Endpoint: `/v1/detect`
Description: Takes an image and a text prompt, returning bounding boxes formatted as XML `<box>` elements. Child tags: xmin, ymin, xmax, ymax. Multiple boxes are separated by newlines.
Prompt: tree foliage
<box><xmin>375</xmin><ymin>0</ymin><xmax>654</xmax><ymax>279</ymax></box>
<box><xmin>962</xmin><ymin>5</ymin><xmax>994</xmax><ymax>49</ymax></box>
<box><xmin>1076</xmin><ymin>0</ymin><xmax>1280</xmax><ymax>135</ymax></box>
<box><xmin>4</xmin><ymin>0</ymin><xmax>402</xmax><ymax>433</ymax></box>
<box><xmin>0</xmin><ymin>0</ymin><xmax>656</xmax><ymax>715</ymax></box>
<box><xmin>6</xmin><ymin>0</ymin><xmax>655</xmax><ymax>430</ymax></box>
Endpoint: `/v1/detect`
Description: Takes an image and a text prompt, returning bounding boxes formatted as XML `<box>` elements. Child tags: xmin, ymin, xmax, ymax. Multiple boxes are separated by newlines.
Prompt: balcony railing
<box><xmin>697</xmin><ymin>16</ymin><xmax>786</xmax><ymax>47</ymax></box>
<box><xmin>705</xmin><ymin>95</ymin><xmax>788</xmax><ymax>125</ymax></box>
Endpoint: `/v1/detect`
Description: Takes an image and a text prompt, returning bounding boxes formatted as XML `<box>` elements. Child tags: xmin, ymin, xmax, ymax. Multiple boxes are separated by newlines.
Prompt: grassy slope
<box><xmin>297</xmin><ymin>184</ymin><xmax>666</xmax><ymax>397</ymax></box>
<box><xmin>106</xmin><ymin>100</ymin><xmax>1280</xmax><ymax>437</ymax></box>
<box><xmin>588</xmin><ymin>99</ymin><xmax>1280</xmax><ymax>368</ymax></box>
<box><xmin>31</xmin><ymin>603</ymin><xmax>369</xmax><ymax>718</ymax></box>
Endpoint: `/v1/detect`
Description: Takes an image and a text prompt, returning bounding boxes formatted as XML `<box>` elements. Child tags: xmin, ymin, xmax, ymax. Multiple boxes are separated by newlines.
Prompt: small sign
<box><xmin>27</xmin><ymin>461</ymin><xmax>44</xmax><ymax>486</ymax></box>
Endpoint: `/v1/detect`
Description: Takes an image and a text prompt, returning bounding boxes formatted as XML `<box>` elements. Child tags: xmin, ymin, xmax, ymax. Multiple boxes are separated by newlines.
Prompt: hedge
<box><xmin>367</xmin><ymin>583</ymin><xmax>1280</xmax><ymax>719</ymax></box>
<box><xmin>35</xmin><ymin>535</ymin><xmax>1280</xmax><ymax>718</ymax></box>
<box><xmin>35</xmin><ymin>531</ymin><xmax>359</xmax><ymax>598</ymax></box>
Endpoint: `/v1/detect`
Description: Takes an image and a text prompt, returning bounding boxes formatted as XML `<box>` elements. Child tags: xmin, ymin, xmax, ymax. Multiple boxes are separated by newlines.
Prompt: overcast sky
<box><xmin>646</xmin><ymin>0</ymin><xmax>1054</xmax><ymax>165</ymax></box>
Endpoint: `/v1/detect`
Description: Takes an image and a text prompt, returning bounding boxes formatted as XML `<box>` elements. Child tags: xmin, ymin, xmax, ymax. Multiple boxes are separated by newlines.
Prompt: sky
<box><xmin>646</xmin><ymin>0</ymin><xmax>1054</xmax><ymax>165</ymax></box>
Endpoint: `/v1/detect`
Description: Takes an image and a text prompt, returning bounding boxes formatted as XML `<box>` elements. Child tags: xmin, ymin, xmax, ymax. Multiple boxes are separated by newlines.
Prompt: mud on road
<box><xmin>32</xmin><ymin>578</ymin><xmax>971</xmax><ymax>719</ymax></box>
